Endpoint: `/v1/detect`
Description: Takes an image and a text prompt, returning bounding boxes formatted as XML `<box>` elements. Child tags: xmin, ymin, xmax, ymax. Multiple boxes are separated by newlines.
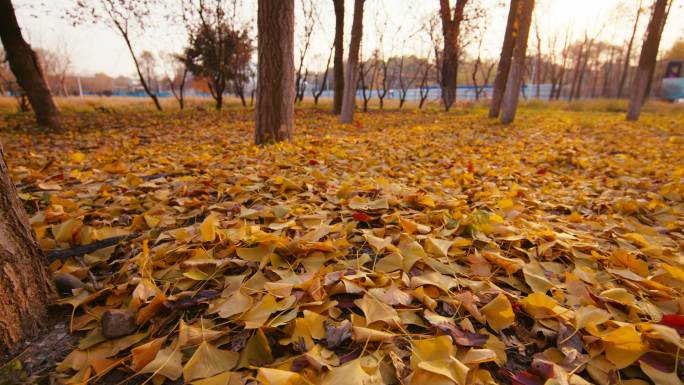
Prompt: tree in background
<box><xmin>618</xmin><ymin>0</ymin><xmax>644</xmax><ymax>98</ymax></box>
<box><xmin>0</xmin><ymin>0</ymin><xmax>62</xmax><ymax>129</ymax></box>
<box><xmin>438</xmin><ymin>0</ymin><xmax>467</xmax><ymax>112</ymax></box>
<box><xmin>70</xmin><ymin>0</ymin><xmax>163</xmax><ymax>110</ymax></box>
<box><xmin>295</xmin><ymin>0</ymin><xmax>317</xmax><ymax>103</ymax></box>
<box><xmin>37</xmin><ymin>44</ymin><xmax>72</xmax><ymax>97</ymax></box>
<box><xmin>627</xmin><ymin>0</ymin><xmax>671</xmax><ymax>121</ymax></box>
<box><xmin>340</xmin><ymin>0</ymin><xmax>365</xmax><ymax>124</ymax></box>
<box><xmin>164</xmin><ymin>53</ymin><xmax>189</xmax><ymax>110</ymax></box>
<box><xmin>183</xmin><ymin>6</ymin><xmax>253</xmax><ymax>110</ymax></box>
<box><xmin>311</xmin><ymin>45</ymin><xmax>334</xmax><ymax>105</ymax></box>
<box><xmin>332</xmin><ymin>0</ymin><xmax>344</xmax><ymax>114</ymax></box>
<box><xmin>500</xmin><ymin>0</ymin><xmax>534</xmax><ymax>124</ymax></box>
<box><xmin>139</xmin><ymin>50</ymin><xmax>160</xmax><ymax>95</ymax></box>
<box><xmin>255</xmin><ymin>0</ymin><xmax>294</xmax><ymax>144</ymax></box>
<box><xmin>0</xmin><ymin>144</ymin><xmax>56</xmax><ymax>356</ymax></box>
<box><xmin>488</xmin><ymin>0</ymin><xmax>518</xmax><ymax>118</ymax></box>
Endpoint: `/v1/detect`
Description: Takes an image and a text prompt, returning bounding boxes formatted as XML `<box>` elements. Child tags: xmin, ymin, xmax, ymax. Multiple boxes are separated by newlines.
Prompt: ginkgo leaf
<box><xmin>321</xmin><ymin>358</ymin><xmax>383</xmax><ymax>385</ymax></box>
<box><xmin>139</xmin><ymin>347</ymin><xmax>183</xmax><ymax>380</ymax></box>
<box><xmin>131</xmin><ymin>336</ymin><xmax>167</xmax><ymax>371</ymax></box>
<box><xmin>190</xmin><ymin>372</ymin><xmax>243</xmax><ymax>385</ymax></box>
<box><xmin>602</xmin><ymin>326</ymin><xmax>647</xmax><ymax>369</ymax></box>
<box><xmin>241</xmin><ymin>294</ymin><xmax>278</xmax><ymax>329</ymax></box>
<box><xmin>200</xmin><ymin>213</ymin><xmax>219</xmax><ymax>242</ymax></box>
<box><xmin>354</xmin><ymin>294</ymin><xmax>400</xmax><ymax>326</ymax></box>
<box><xmin>480</xmin><ymin>294</ymin><xmax>515</xmax><ymax>331</ymax></box>
<box><xmin>178</xmin><ymin>320</ymin><xmax>222</xmax><ymax>347</ymax></box>
<box><xmin>183</xmin><ymin>341</ymin><xmax>239</xmax><ymax>381</ymax></box>
<box><xmin>256</xmin><ymin>368</ymin><xmax>303</xmax><ymax>385</ymax></box>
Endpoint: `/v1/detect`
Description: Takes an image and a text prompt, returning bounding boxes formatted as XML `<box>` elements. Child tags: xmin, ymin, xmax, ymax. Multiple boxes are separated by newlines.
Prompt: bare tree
<box><xmin>164</xmin><ymin>53</ymin><xmax>188</xmax><ymax>110</ymax></box>
<box><xmin>396</xmin><ymin>55</ymin><xmax>421</xmax><ymax>108</ymax></box>
<box><xmin>500</xmin><ymin>0</ymin><xmax>534</xmax><ymax>124</ymax></box>
<box><xmin>358</xmin><ymin>53</ymin><xmax>378</xmax><ymax>112</ymax></box>
<box><xmin>0</xmin><ymin>0</ymin><xmax>62</xmax><ymax>129</ymax></box>
<box><xmin>627</xmin><ymin>0</ymin><xmax>670</xmax><ymax>120</ymax></box>
<box><xmin>295</xmin><ymin>0</ymin><xmax>316</xmax><ymax>103</ymax></box>
<box><xmin>332</xmin><ymin>0</ymin><xmax>344</xmax><ymax>114</ymax></box>
<box><xmin>488</xmin><ymin>0</ymin><xmax>518</xmax><ymax>118</ymax></box>
<box><xmin>70</xmin><ymin>0</ymin><xmax>163</xmax><ymax>110</ymax></box>
<box><xmin>418</xmin><ymin>51</ymin><xmax>433</xmax><ymax>109</ymax></box>
<box><xmin>439</xmin><ymin>0</ymin><xmax>468</xmax><ymax>111</ymax></box>
<box><xmin>618</xmin><ymin>0</ymin><xmax>644</xmax><ymax>98</ymax></box>
<box><xmin>550</xmin><ymin>30</ymin><xmax>571</xmax><ymax>100</ymax></box>
<box><xmin>255</xmin><ymin>0</ymin><xmax>295</xmax><ymax>144</ymax></box>
<box><xmin>38</xmin><ymin>44</ymin><xmax>72</xmax><ymax>96</ymax></box>
<box><xmin>311</xmin><ymin>45</ymin><xmax>334</xmax><ymax>105</ymax></box>
<box><xmin>340</xmin><ymin>0</ymin><xmax>365</xmax><ymax>124</ymax></box>
<box><xmin>534</xmin><ymin>20</ymin><xmax>542</xmax><ymax>98</ymax></box>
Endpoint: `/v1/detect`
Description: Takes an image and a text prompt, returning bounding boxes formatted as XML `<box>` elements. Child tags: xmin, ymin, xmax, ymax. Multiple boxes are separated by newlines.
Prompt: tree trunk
<box><xmin>255</xmin><ymin>0</ymin><xmax>295</xmax><ymax>144</ymax></box>
<box><xmin>0</xmin><ymin>0</ymin><xmax>62</xmax><ymax>129</ymax></box>
<box><xmin>439</xmin><ymin>0</ymin><xmax>467</xmax><ymax>112</ymax></box>
<box><xmin>0</xmin><ymin>144</ymin><xmax>56</xmax><ymax>356</ymax></box>
<box><xmin>618</xmin><ymin>0</ymin><xmax>643</xmax><ymax>99</ymax></box>
<box><xmin>332</xmin><ymin>0</ymin><xmax>344</xmax><ymax>115</ymax></box>
<box><xmin>489</xmin><ymin>0</ymin><xmax>519</xmax><ymax>118</ymax></box>
<box><xmin>627</xmin><ymin>0</ymin><xmax>669</xmax><ymax>121</ymax></box>
<box><xmin>340</xmin><ymin>0</ymin><xmax>364</xmax><ymax>124</ymax></box>
<box><xmin>500</xmin><ymin>0</ymin><xmax>534</xmax><ymax>125</ymax></box>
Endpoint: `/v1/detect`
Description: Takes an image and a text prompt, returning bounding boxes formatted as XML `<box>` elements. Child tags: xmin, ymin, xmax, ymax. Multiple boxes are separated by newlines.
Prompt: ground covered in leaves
<box><xmin>2</xmin><ymin>105</ymin><xmax>684</xmax><ymax>385</ymax></box>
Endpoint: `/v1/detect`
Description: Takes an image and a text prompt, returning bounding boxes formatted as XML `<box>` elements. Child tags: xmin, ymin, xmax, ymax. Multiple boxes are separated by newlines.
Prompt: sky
<box><xmin>11</xmin><ymin>0</ymin><xmax>684</xmax><ymax>78</ymax></box>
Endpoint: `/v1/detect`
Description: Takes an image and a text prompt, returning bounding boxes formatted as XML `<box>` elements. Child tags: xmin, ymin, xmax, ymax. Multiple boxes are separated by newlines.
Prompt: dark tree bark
<box><xmin>500</xmin><ymin>0</ymin><xmax>534</xmax><ymax>124</ymax></box>
<box><xmin>439</xmin><ymin>0</ymin><xmax>467</xmax><ymax>112</ymax></box>
<box><xmin>340</xmin><ymin>0</ymin><xmax>364</xmax><ymax>124</ymax></box>
<box><xmin>618</xmin><ymin>0</ymin><xmax>643</xmax><ymax>98</ymax></box>
<box><xmin>255</xmin><ymin>0</ymin><xmax>295</xmax><ymax>144</ymax></box>
<box><xmin>489</xmin><ymin>0</ymin><xmax>519</xmax><ymax>118</ymax></box>
<box><xmin>627</xmin><ymin>0</ymin><xmax>669</xmax><ymax>121</ymax></box>
<box><xmin>0</xmin><ymin>144</ymin><xmax>56</xmax><ymax>356</ymax></box>
<box><xmin>332</xmin><ymin>0</ymin><xmax>344</xmax><ymax>114</ymax></box>
<box><xmin>0</xmin><ymin>0</ymin><xmax>62</xmax><ymax>129</ymax></box>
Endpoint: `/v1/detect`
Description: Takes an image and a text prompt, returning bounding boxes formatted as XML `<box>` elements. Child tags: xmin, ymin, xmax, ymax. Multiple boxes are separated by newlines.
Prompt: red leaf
<box><xmin>467</xmin><ymin>161</ymin><xmax>474</xmax><ymax>173</ymax></box>
<box><xmin>511</xmin><ymin>371</ymin><xmax>545</xmax><ymax>385</ymax></box>
<box><xmin>660</xmin><ymin>314</ymin><xmax>684</xmax><ymax>334</ymax></box>
<box><xmin>352</xmin><ymin>212</ymin><xmax>372</xmax><ymax>222</ymax></box>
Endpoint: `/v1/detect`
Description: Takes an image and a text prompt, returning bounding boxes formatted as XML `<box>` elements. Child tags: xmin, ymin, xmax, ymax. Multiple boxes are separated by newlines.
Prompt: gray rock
<box><xmin>101</xmin><ymin>309</ymin><xmax>137</xmax><ymax>339</ymax></box>
<box><xmin>54</xmin><ymin>273</ymin><xmax>84</xmax><ymax>292</ymax></box>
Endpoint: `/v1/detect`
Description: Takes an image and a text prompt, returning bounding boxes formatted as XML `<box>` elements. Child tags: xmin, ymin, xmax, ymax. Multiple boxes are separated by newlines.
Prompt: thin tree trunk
<box><xmin>120</xmin><ymin>32</ymin><xmax>162</xmax><ymax>111</ymax></box>
<box><xmin>489</xmin><ymin>0</ymin><xmax>519</xmax><ymax>118</ymax></box>
<box><xmin>255</xmin><ymin>0</ymin><xmax>295</xmax><ymax>144</ymax></box>
<box><xmin>340</xmin><ymin>0</ymin><xmax>365</xmax><ymax>124</ymax></box>
<box><xmin>618</xmin><ymin>0</ymin><xmax>643</xmax><ymax>98</ymax></box>
<box><xmin>643</xmin><ymin>0</ymin><xmax>672</xmax><ymax>103</ymax></box>
<box><xmin>627</xmin><ymin>0</ymin><xmax>669</xmax><ymax>121</ymax></box>
<box><xmin>439</xmin><ymin>0</ymin><xmax>467</xmax><ymax>112</ymax></box>
<box><xmin>501</xmin><ymin>0</ymin><xmax>534</xmax><ymax>124</ymax></box>
<box><xmin>313</xmin><ymin>45</ymin><xmax>334</xmax><ymax>105</ymax></box>
<box><xmin>0</xmin><ymin>145</ymin><xmax>56</xmax><ymax>356</ymax></box>
<box><xmin>332</xmin><ymin>0</ymin><xmax>344</xmax><ymax>114</ymax></box>
<box><xmin>0</xmin><ymin>0</ymin><xmax>62</xmax><ymax>129</ymax></box>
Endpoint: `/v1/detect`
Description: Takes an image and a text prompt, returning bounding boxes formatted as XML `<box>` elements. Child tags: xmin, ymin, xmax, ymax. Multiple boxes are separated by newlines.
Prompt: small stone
<box><xmin>54</xmin><ymin>273</ymin><xmax>84</xmax><ymax>292</ymax></box>
<box><xmin>101</xmin><ymin>309</ymin><xmax>137</xmax><ymax>339</ymax></box>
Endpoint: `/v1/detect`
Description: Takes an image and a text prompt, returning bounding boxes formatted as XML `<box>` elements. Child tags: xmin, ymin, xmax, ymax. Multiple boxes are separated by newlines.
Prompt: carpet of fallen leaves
<box><xmin>2</xmin><ymin>106</ymin><xmax>684</xmax><ymax>385</ymax></box>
